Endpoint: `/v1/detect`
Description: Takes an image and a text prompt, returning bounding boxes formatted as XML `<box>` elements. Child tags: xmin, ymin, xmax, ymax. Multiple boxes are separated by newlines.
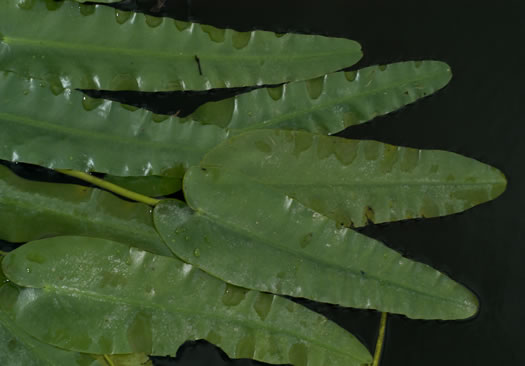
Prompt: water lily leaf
<box><xmin>154</xmin><ymin>166</ymin><xmax>479</xmax><ymax>320</ymax></box>
<box><xmin>201</xmin><ymin>129</ymin><xmax>507</xmax><ymax>227</ymax></box>
<box><xmin>0</xmin><ymin>1</ymin><xmax>362</xmax><ymax>91</ymax></box>
<box><xmin>1</xmin><ymin>237</ymin><xmax>372</xmax><ymax>366</ymax></box>
<box><xmin>0</xmin><ymin>164</ymin><xmax>172</xmax><ymax>257</ymax></box>
<box><xmin>0</xmin><ymin>71</ymin><xmax>228</xmax><ymax>175</ymax></box>
<box><xmin>104</xmin><ymin>175</ymin><xmax>182</xmax><ymax>197</ymax></box>
<box><xmin>0</xmin><ymin>280</ymin><xmax>103</xmax><ymax>366</ymax></box>
<box><xmin>189</xmin><ymin>61</ymin><xmax>452</xmax><ymax>133</ymax></box>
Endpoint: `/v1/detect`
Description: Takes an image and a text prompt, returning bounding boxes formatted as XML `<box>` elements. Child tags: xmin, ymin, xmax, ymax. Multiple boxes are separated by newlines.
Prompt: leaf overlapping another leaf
<box><xmin>0</xmin><ymin>275</ymin><xmax>103</xmax><ymax>366</ymax></box>
<box><xmin>155</xmin><ymin>167</ymin><xmax>479</xmax><ymax>320</ymax></box>
<box><xmin>0</xmin><ymin>0</ymin><xmax>507</xmax><ymax>364</ymax></box>
<box><xmin>0</xmin><ymin>72</ymin><xmax>227</xmax><ymax>176</ymax></box>
<box><xmin>0</xmin><ymin>0</ymin><xmax>362</xmax><ymax>91</ymax></box>
<box><xmin>1</xmin><ymin>237</ymin><xmax>372</xmax><ymax>366</ymax></box>
<box><xmin>189</xmin><ymin>61</ymin><xmax>452</xmax><ymax>133</ymax></box>
<box><xmin>200</xmin><ymin>129</ymin><xmax>507</xmax><ymax>227</ymax></box>
<box><xmin>0</xmin><ymin>164</ymin><xmax>172</xmax><ymax>257</ymax></box>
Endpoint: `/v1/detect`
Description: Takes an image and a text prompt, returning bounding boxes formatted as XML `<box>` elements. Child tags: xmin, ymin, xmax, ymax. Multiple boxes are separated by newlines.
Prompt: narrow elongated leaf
<box><xmin>201</xmin><ymin>130</ymin><xmax>507</xmax><ymax>227</ymax></box>
<box><xmin>104</xmin><ymin>175</ymin><xmax>182</xmax><ymax>197</ymax></box>
<box><xmin>0</xmin><ymin>164</ymin><xmax>172</xmax><ymax>257</ymax></box>
<box><xmin>0</xmin><ymin>281</ymin><xmax>102</xmax><ymax>366</ymax></box>
<box><xmin>0</xmin><ymin>1</ymin><xmax>362</xmax><ymax>91</ymax></box>
<box><xmin>189</xmin><ymin>61</ymin><xmax>452</xmax><ymax>133</ymax></box>
<box><xmin>154</xmin><ymin>167</ymin><xmax>479</xmax><ymax>320</ymax></box>
<box><xmin>0</xmin><ymin>72</ymin><xmax>228</xmax><ymax>175</ymax></box>
<box><xmin>2</xmin><ymin>237</ymin><xmax>372</xmax><ymax>366</ymax></box>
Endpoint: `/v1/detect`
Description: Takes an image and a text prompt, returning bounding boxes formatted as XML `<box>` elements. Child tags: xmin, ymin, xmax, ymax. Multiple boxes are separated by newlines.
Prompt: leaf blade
<box><xmin>0</xmin><ymin>281</ymin><xmax>103</xmax><ymax>366</ymax></box>
<box><xmin>0</xmin><ymin>72</ymin><xmax>227</xmax><ymax>175</ymax></box>
<box><xmin>190</xmin><ymin>61</ymin><xmax>452</xmax><ymax>133</ymax></box>
<box><xmin>2</xmin><ymin>237</ymin><xmax>372</xmax><ymax>365</ymax></box>
<box><xmin>154</xmin><ymin>166</ymin><xmax>479</xmax><ymax>320</ymax></box>
<box><xmin>0</xmin><ymin>164</ymin><xmax>172</xmax><ymax>257</ymax></box>
<box><xmin>201</xmin><ymin>129</ymin><xmax>507</xmax><ymax>227</ymax></box>
<box><xmin>0</xmin><ymin>1</ymin><xmax>362</xmax><ymax>91</ymax></box>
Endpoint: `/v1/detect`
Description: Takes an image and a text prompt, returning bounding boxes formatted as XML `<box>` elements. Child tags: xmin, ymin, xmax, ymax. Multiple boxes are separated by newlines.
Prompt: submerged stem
<box><xmin>371</xmin><ymin>312</ymin><xmax>388</xmax><ymax>366</ymax></box>
<box><xmin>56</xmin><ymin>169</ymin><xmax>161</xmax><ymax>207</ymax></box>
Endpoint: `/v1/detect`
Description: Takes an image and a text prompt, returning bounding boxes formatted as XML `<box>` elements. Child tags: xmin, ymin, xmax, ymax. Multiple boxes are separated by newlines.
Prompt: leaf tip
<box><xmin>462</xmin><ymin>289</ymin><xmax>480</xmax><ymax>319</ymax></box>
<box><xmin>485</xmin><ymin>167</ymin><xmax>507</xmax><ymax>202</ymax></box>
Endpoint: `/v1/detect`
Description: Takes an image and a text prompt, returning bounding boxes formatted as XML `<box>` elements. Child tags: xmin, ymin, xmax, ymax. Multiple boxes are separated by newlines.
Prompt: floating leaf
<box><xmin>189</xmin><ymin>61</ymin><xmax>452</xmax><ymax>133</ymax></box>
<box><xmin>104</xmin><ymin>175</ymin><xmax>182</xmax><ymax>197</ymax></box>
<box><xmin>0</xmin><ymin>280</ymin><xmax>103</xmax><ymax>366</ymax></box>
<box><xmin>0</xmin><ymin>1</ymin><xmax>362</xmax><ymax>91</ymax></box>
<box><xmin>2</xmin><ymin>237</ymin><xmax>372</xmax><ymax>366</ymax></box>
<box><xmin>0</xmin><ymin>164</ymin><xmax>172</xmax><ymax>257</ymax></box>
<box><xmin>0</xmin><ymin>72</ymin><xmax>227</xmax><ymax>175</ymax></box>
<box><xmin>201</xmin><ymin>129</ymin><xmax>507</xmax><ymax>227</ymax></box>
<box><xmin>154</xmin><ymin>167</ymin><xmax>479</xmax><ymax>320</ymax></box>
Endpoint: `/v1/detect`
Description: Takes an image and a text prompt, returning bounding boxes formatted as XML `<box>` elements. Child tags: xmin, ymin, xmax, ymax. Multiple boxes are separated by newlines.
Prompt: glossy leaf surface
<box><xmin>0</xmin><ymin>281</ymin><xmax>102</xmax><ymax>366</ymax></box>
<box><xmin>154</xmin><ymin>167</ymin><xmax>479</xmax><ymax>320</ymax></box>
<box><xmin>104</xmin><ymin>174</ymin><xmax>182</xmax><ymax>197</ymax></box>
<box><xmin>0</xmin><ymin>1</ymin><xmax>362</xmax><ymax>91</ymax></box>
<box><xmin>0</xmin><ymin>72</ymin><xmax>228</xmax><ymax>175</ymax></box>
<box><xmin>201</xmin><ymin>130</ymin><xmax>507</xmax><ymax>227</ymax></box>
<box><xmin>190</xmin><ymin>61</ymin><xmax>452</xmax><ymax>133</ymax></box>
<box><xmin>2</xmin><ymin>237</ymin><xmax>372</xmax><ymax>366</ymax></box>
<box><xmin>0</xmin><ymin>164</ymin><xmax>172</xmax><ymax>257</ymax></box>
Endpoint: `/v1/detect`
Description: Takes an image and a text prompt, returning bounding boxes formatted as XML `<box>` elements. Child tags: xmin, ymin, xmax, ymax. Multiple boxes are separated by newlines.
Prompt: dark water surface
<box><xmin>2</xmin><ymin>0</ymin><xmax>523</xmax><ymax>365</ymax></box>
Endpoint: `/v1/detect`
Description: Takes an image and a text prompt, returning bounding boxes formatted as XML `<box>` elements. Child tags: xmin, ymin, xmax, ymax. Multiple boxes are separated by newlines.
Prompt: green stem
<box><xmin>371</xmin><ymin>312</ymin><xmax>388</xmax><ymax>366</ymax></box>
<box><xmin>0</xmin><ymin>250</ymin><xmax>8</xmax><ymax>256</ymax></box>
<box><xmin>103</xmin><ymin>355</ymin><xmax>116</xmax><ymax>366</ymax></box>
<box><xmin>56</xmin><ymin>169</ymin><xmax>160</xmax><ymax>207</ymax></box>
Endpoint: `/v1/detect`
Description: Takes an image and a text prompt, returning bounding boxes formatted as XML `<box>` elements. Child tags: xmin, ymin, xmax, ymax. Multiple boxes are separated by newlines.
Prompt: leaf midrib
<box><xmin>192</xmin><ymin>208</ymin><xmax>471</xmax><ymax>311</ymax></box>
<box><xmin>270</xmin><ymin>180</ymin><xmax>502</xmax><ymax>187</ymax></box>
<box><xmin>193</xmin><ymin>169</ymin><xmax>502</xmax><ymax>187</ymax></box>
<box><xmin>0</xmin><ymin>111</ymin><xmax>207</xmax><ymax>154</ymax></box>
<box><xmin>3</xmin><ymin>37</ymin><xmax>358</xmax><ymax>61</ymax></box>
<box><xmin>30</xmin><ymin>284</ymin><xmax>363</xmax><ymax>362</ymax></box>
<box><xmin>240</xmin><ymin>70</ymin><xmax>448</xmax><ymax>130</ymax></box>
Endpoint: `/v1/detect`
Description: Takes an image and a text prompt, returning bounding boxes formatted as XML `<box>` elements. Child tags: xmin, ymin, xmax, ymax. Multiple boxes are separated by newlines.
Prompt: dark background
<box><xmin>3</xmin><ymin>0</ymin><xmax>524</xmax><ymax>365</ymax></box>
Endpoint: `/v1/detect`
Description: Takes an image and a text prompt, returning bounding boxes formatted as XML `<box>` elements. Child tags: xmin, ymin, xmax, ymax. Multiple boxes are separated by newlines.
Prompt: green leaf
<box><xmin>0</xmin><ymin>71</ymin><xmax>228</xmax><ymax>175</ymax></box>
<box><xmin>189</xmin><ymin>61</ymin><xmax>452</xmax><ymax>133</ymax></box>
<box><xmin>103</xmin><ymin>175</ymin><xmax>182</xmax><ymax>197</ymax></box>
<box><xmin>0</xmin><ymin>1</ymin><xmax>362</xmax><ymax>91</ymax></box>
<box><xmin>0</xmin><ymin>280</ymin><xmax>103</xmax><ymax>366</ymax></box>
<box><xmin>93</xmin><ymin>353</ymin><xmax>153</xmax><ymax>366</ymax></box>
<box><xmin>154</xmin><ymin>166</ymin><xmax>479</xmax><ymax>320</ymax></box>
<box><xmin>0</xmin><ymin>164</ymin><xmax>172</xmax><ymax>257</ymax></box>
<box><xmin>201</xmin><ymin>129</ymin><xmax>507</xmax><ymax>227</ymax></box>
<box><xmin>2</xmin><ymin>237</ymin><xmax>372</xmax><ymax>365</ymax></box>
